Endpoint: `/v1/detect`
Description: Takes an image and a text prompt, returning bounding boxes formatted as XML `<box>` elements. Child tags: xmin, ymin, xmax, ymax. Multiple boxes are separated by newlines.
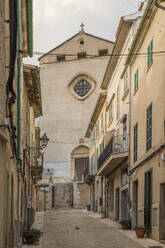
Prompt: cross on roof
<box><xmin>80</xmin><ymin>22</ymin><xmax>85</xmax><ymax>31</ymax></box>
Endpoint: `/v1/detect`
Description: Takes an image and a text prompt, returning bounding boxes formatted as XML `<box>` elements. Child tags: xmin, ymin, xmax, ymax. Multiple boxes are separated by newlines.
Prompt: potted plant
<box><xmin>100</xmin><ymin>209</ymin><xmax>105</xmax><ymax>218</ymax></box>
<box><xmin>114</xmin><ymin>142</ymin><xmax>121</xmax><ymax>152</ymax></box>
<box><xmin>23</xmin><ymin>228</ymin><xmax>42</xmax><ymax>245</ymax></box>
<box><xmin>135</xmin><ymin>226</ymin><xmax>146</xmax><ymax>238</ymax></box>
<box><xmin>119</xmin><ymin>219</ymin><xmax>131</xmax><ymax>230</ymax></box>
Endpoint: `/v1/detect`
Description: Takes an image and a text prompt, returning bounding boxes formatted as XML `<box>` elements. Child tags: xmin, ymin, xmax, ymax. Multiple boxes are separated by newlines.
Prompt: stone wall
<box><xmin>73</xmin><ymin>182</ymin><xmax>89</xmax><ymax>209</ymax></box>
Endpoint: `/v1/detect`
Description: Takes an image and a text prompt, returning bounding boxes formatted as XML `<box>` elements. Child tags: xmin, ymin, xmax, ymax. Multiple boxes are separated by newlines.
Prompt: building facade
<box><xmin>0</xmin><ymin>1</ymin><xmax>43</xmax><ymax>246</ymax></box>
<box><xmin>38</xmin><ymin>27</ymin><xmax>114</xmax><ymax>208</ymax></box>
<box><xmin>125</xmin><ymin>0</ymin><xmax>165</xmax><ymax>240</ymax></box>
<box><xmin>85</xmin><ymin>1</ymin><xmax>165</xmax><ymax>242</ymax></box>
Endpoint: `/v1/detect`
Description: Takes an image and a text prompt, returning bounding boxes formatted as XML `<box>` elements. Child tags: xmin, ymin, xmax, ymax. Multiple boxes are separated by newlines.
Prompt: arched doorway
<box><xmin>71</xmin><ymin>145</ymin><xmax>89</xmax><ymax>182</ymax></box>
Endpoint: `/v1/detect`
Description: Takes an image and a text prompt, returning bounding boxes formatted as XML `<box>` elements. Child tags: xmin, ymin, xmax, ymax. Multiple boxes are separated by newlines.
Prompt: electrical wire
<box><xmin>33</xmin><ymin>50</ymin><xmax>165</xmax><ymax>65</ymax></box>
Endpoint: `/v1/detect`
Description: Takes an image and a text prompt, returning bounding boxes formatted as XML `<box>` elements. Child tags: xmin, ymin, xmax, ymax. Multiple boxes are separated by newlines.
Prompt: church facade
<box><xmin>39</xmin><ymin>26</ymin><xmax>114</xmax><ymax>182</ymax></box>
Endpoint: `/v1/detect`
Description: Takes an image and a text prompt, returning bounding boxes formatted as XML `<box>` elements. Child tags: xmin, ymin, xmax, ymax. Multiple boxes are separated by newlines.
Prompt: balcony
<box><xmin>84</xmin><ymin>166</ymin><xmax>95</xmax><ymax>184</ymax></box>
<box><xmin>97</xmin><ymin>134</ymin><xmax>128</xmax><ymax>176</ymax></box>
<box><xmin>30</xmin><ymin>147</ymin><xmax>43</xmax><ymax>181</ymax></box>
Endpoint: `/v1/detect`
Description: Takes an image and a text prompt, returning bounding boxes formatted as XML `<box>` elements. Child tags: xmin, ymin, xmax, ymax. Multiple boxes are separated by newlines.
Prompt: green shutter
<box><xmin>134</xmin><ymin>123</ymin><xmax>138</xmax><ymax>162</ymax></box>
<box><xmin>146</xmin><ymin>104</ymin><xmax>152</xmax><ymax>151</ymax></box>
<box><xmin>134</xmin><ymin>72</ymin><xmax>136</xmax><ymax>93</ymax></box>
<box><xmin>134</xmin><ymin>69</ymin><xmax>138</xmax><ymax>93</ymax></box>
<box><xmin>147</xmin><ymin>39</ymin><xmax>153</xmax><ymax>68</ymax></box>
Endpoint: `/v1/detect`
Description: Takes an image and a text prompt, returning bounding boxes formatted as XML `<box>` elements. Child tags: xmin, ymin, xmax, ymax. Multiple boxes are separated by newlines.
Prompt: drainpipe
<box><xmin>127</xmin><ymin>65</ymin><xmax>132</xmax><ymax>221</ymax></box>
<box><xmin>152</xmin><ymin>0</ymin><xmax>165</xmax><ymax>10</ymax></box>
<box><xmin>17</xmin><ymin>0</ymin><xmax>22</xmax><ymax>166</ymax></box>
<box><xmin>16</xmin><ymin>0</ymin><xmax>22</xmax><ymax>241</ymax></box>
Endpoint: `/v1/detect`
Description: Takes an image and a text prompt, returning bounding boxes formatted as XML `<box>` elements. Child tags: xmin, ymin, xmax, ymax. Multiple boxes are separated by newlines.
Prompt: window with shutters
<box><xmin>146</xmin><ymin>103</ymin><xmax>152</xmax><ymax>151</ymax></box>
<box><xmin>124</xmin><ymin>69</ymin><xmax>128</xmax><ymax>93</ymax></box>
<box><xmin>134</xmin><ymin>69</ymin><xmax>139</xmax><ymax>94</ymax></box>
<box><xmin>122</xmin><ymin>69</ymin><xmax>129</xmax><ymax>101</ymax></box>
<box><xmin>101</xmin><ymin>112</ymin><xmax>103</xmax><ymax>129</ymax></box>
<box><xmin>147</xmin><ymin>39</ymin><xmax>153</xmax><ymax>69</ymax></box>
<box><xmin>117</xmin><ymin>85</ymin><xmax>120</xmax><ymax>120</ymax></box>
<box><xmin>109</xmin><ymin>100</ymin><xmax>114</xmax><ymax>125</ymax></box>
<box><xmin>134</xmin><ymin>123</ymin><xmax>138</xmax><ymax>163</ymax></box>
<box><xmin>96</xmin><ymin>121</ymin><xmax>99</xmax><ymax>137</ymax></box>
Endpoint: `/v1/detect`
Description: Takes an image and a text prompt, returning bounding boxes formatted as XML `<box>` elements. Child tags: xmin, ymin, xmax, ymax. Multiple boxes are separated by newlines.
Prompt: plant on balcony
<box><xmin>135</xmin><ymin>226</ymin><xmax>146</xmax><ymax>238</ymax></box>
<box><xmin>100</xmin><ymin>209</ymin><xmax>105</xmax><ymax>218</ymax></box>
<box><xmin>114</xmin><ymin>142</ymin><xmax>121</xmax><ymax>152</ymax></box>
<box><xmin>119</xmin><ymin>219</ymin><xmax>131</xmax><ymax>230</ymax></box>
<box><xmin>23</xmin><ymin>228</ymin><xmax>42</xmax><ymax>245</ymax></box>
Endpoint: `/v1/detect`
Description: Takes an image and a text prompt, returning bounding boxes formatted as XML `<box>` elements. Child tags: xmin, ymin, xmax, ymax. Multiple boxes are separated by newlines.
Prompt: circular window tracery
<box><xmin>74</xmin><ymin>79</ymin><xmax>91</xmax><ymax>97</ymax></box>
<box><xmin>68</xmin><ymin>74</ymin><xmax>96</xmax><ymax>101</ymax></box>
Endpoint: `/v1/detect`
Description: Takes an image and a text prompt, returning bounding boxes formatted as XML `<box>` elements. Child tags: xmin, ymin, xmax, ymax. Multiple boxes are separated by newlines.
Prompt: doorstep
<box><xmin>22</xmin><ymin>211</ymin><xmax>44</xmax><ymax>248</ymax></box>
<box><xmin>88</xmin><ymin>211</ymin><xmax>165</xmax><ymax>248</ymax></box>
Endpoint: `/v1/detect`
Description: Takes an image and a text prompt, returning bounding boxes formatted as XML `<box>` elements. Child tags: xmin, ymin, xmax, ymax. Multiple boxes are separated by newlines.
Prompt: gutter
<box><xmin>152</xmin><ymin>0</ymin><xmax>165</xmax><ymax>10</ymax></box>
<box><xmin>17</xmin><ymin>0</ymin><xmax>22</xmax><ymax>165</ymax></box>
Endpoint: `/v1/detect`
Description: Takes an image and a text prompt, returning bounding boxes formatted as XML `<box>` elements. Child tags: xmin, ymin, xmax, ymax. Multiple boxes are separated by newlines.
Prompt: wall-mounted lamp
<box><xmin>40</xmin><ymin>133</ymin><xmax>49</xmax><ymax>149</ymax></box>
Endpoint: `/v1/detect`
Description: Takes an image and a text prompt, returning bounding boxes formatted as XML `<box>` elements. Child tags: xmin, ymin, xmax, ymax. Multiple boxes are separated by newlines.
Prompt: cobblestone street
<box><xmin>42</xmin><ymin>210</ymin><xmax>143</xmax><ymax>248</ymax></box>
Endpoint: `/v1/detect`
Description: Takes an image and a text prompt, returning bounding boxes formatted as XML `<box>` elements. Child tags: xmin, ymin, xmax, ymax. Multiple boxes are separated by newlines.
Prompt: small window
<box><xmin>57</xmin><ymin>55</ymin><xmax>65</xmax><ymax>61</ymax></box>
<box><xmin>146</xmin><ymin>103</ymin><xmax>152</xmax><ymax>151</ymax></box>
<box><xmin>134</xmin><ymin>123</ymin><xmax>138</xmax><ymax>163</ymax></box>
<box><xmin>147</xmin><ymin>39</ymin><xmax>153</xmax><ymax>69</ymax></box>
<box><xmin>77</xmin><ymin>52</ymin><xmax>86</xmax><ymax>59</ymax></box>
<box><xmin>99</xmin><ymin>49</ymin><xmax>108</xmax><ymax>56</ymax></box>
<box><xmin>80</xmin><ymin>39</ymin><xmax>84</xmax><ymax>45</ymax></box>
<box><xmin>134</xmin><ymin>69</ymin><xmax>139</xmax><ymax>93</ymax></box>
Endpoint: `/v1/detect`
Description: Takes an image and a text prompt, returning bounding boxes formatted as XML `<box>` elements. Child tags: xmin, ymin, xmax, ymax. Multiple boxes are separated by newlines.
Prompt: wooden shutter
<box><xmin>146</xmin><ymin>104</ymin><xmax>152</xmax><ymax>151</ymax></box>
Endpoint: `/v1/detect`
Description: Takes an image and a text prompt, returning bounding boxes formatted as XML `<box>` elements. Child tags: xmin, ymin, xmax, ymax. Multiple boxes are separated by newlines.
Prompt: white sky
<box><xmin>33</xmin><ymin>0</ymin><xmax>141</xmax><ymax>55</ymax></box>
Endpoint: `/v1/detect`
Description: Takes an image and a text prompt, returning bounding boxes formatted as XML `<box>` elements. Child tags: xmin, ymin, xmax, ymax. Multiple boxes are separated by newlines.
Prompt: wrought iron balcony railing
<box><xmin>97</xmin><ymin>134</ymin><xmax>128</xmax><ymax>171</ymax></box>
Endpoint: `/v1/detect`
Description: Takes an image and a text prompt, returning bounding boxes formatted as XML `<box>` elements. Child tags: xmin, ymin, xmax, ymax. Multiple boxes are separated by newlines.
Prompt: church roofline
<box><xmin>38</xmin><ymin>32</ymin><xmax>114</xmax><ymax>61</ymax></box>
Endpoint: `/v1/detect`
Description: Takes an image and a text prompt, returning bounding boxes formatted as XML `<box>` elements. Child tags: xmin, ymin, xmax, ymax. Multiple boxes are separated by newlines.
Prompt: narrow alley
<box><xmin>40</xmin><ymin>210</ymin><xmax>143</xmax><ymax>248</ymax></box>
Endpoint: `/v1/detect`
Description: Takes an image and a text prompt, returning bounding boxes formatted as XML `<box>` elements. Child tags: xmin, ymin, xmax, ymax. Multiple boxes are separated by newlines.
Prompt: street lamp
<box><xmin>40</xmin><ymin>133</ymin><xmax>49</xmax><ymax>149</ymax></box>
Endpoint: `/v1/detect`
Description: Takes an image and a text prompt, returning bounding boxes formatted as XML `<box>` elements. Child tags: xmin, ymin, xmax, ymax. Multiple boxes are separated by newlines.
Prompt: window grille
<box><xmin>74</xmin><ymin>79</ymin><xmax>91</xmax><ymax>97</ymax></box>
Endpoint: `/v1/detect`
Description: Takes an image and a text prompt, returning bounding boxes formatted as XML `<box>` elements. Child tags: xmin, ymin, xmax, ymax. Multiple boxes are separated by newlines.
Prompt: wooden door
<box><xmin>75</xmin><ymin>157</ymin><xmax>89</xmax><ymax>181</ymax></box>
<box><xmin>144</xmin><ymin>170</ymin><xmax>152</xmax><ymax>231</ymax></box>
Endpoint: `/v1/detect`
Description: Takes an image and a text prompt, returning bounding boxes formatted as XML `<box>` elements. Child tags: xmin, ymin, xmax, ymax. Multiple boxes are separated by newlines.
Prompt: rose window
<box><xmin>74</xmin><ymin>79</ymin><xmax>91</xmax><ymax>97</ymax></box>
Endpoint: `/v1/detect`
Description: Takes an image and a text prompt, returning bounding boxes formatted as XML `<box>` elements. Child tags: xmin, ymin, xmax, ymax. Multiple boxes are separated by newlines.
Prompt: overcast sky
<box><xmin>33</xmin><ymin>0</ymin><xmax>141</xmax><ymax>56</ymax></box>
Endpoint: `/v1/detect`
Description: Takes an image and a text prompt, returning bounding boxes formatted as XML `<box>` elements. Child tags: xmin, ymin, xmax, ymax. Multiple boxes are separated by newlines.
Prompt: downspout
<box><xmin>16</xmin><ymin>0</ymin><xmax>22</xmax><ymax>239</ymax></box>
<box><xmin>17</xmin><ymin>0</ymin><xmax>22</xmax><ymax>166</ymax></box>
<box><xmin>152</xmin><ymin>0</ymin><xmax>165</xmax><ymax>10</ymax></box>
<box><xmin>128</xmin><ymin>65</ymin><xmax>132</xmax><ymax>220</ymax></box>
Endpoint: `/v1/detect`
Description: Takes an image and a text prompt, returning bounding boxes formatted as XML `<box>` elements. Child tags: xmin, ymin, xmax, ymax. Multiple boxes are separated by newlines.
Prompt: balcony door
<box><xmin>144</xmin><ymin>170</ymin><xmax>152</xmax><ymax>231</ymax></box>
<box><xmin>160</xmin><ymin>183</ymin><xmax>165</xmax><ymax>240</ymax></box>
<box><xmin>123</xmin><ymin>120</ymin><xmax>127</xmax><ymax>150</ymax></box>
